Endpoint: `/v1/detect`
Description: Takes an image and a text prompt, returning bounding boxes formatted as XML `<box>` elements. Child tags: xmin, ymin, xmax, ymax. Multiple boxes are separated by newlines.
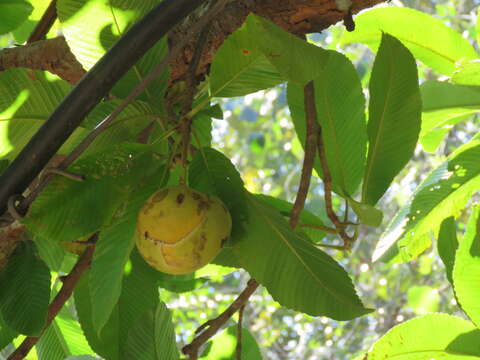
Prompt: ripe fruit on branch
<box><xmin>135</xmin><ymin>185</ymin><xmax>232</xmax><ymax>274</ymax></box>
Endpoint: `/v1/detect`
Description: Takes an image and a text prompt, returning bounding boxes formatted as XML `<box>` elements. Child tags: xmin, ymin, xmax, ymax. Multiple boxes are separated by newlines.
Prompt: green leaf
<box><xmin>36</xmin><ymin>321</ymin><xmax>71</xmax><ymax>360</ymax></box>
<box><xmin>25</xmin><ymin>144</ymin><xmax>163</xmax><ymax>242</ymax></box>
<box><xmin>57</xmin><ymin>0</ymin><xmax>168</xmax><ymax>104</ymax></box>
<box><xmin>374</xmin><ymin>139</ymin><xmax>480</xmax><ymax>263</ymax></box>
<box><xmin>348</xmin><ymin>198</ymin><xmax>383</xmax><ymax>227</ymax></box>
<box><xmin>64</xmin><ymin>356</ymin><xmax>98</xmax><ymax>360</ymax></box>
<box><xmin>367</xmin><ymin>314</ymin><xmax>480</xmax><ymax>359</ymax></box>
<box><xmin>200</xmin><ymin>325</ymin><xmax>262</xmax><ymax>360</ymax></box>
<box><xmin>452</xmin><ymin>61</ymin><xmax>480</xmax><ymax>86</ymax></box>
<box><xmin>209</xmin><ymin>16</ymin><xmax>284</xmax><ymax>97</ymax></box>
<box><xmin>234</xmin><ymin>194</ymin><xmax>371</xmax><ymax>320</ymax></box>
<box><xmin>0</xmin><ymin>69</ymin><xmax>74</xmax><ymax>160</ymax></box>
<box><xmin>287</xmin><ymin>52</ymin><xmax>366</xmax><ymax>196</ymax></box>
<box><xmin>89</xmin><ymin>155</ymin><xmax>167</xmax><ymax>335</ymax></box>
<box><xmin>437</xmin><ymin>217</ymin><xmax>458</xmax><ymax>285</ymax></box>
<box><xmin>245</xmin><ymin>14</ymin><xmax>330</xmax><ymax>85</ymax></box>
<box><xmin>189</xmin><ymin>147</ymin><xmax>248</xmax><ymax>243</ymax></box>
<box><xmin>0</xmin><ymin>313</ymin><xmax>17</xmax><ymax>352</ymax></box>
<box><xmin>32</xmin><ymin>234</ymin><xmax>66</xmax><ymax>272</ymax></box>
<box><xmin>124</xmin><ymin>302</ymin><xmax>179</xmax><ymax>360</ymax></box>
<box><xmin>341</xmin><ymin>7</ymin><xmax>478</xmax><ymax>75</ymax></box>
<box><xmin>419</xmin><ymin>81</ymin><xmax>480</xmax><ymax>140</ymax></box>
<box><xmin>406</xmin><ymin>286</ymin><xmax>440</xmax><ymax>315</ymax></box>
<box><xmin>362</xmin><ymin>33</ymin><xmax>421</xmax><ymax>205</ymax></box>
<box><xmin>0</xmin><ymin>0</ymin><xmax>33</xmax><ymax>34</ymax></box>
<box><xmin>420</xmin><ymin>127</ymin><xmax>450</xmax><ymax>153</ymax></box>
<box><xmin>453</xmin><ymin>206</ymin><xmax>480</xmax><ymax>327</ymax></box>
<box><xmin>0</xmin><ymin>242</ymin><xmax>50</xmax><ymax>336</ymax></box>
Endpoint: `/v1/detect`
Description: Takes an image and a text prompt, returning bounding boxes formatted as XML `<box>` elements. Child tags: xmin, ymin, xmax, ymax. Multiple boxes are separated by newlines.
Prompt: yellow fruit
<box><xmin>135</xmin><ymin>185</ymin><xmax>232</xmax><ymax>274</ymax></box>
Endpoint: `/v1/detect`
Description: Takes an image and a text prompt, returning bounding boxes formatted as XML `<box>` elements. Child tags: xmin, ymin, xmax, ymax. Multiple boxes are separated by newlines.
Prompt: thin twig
<box><xmin>236</xmin><ymin>305</ymin><xmax>246</xmax><ymax>360</ymax></box>
<box><xmin>289</xmin><ymin>81</ymin><xmax>318</xmax><ymax>229</ymax></box>
<box><xmin>27</xmin><ymin>0</ymin><xmax>57</xmax><ymax>44</ymax></box>
<box><xmin>7</xmin><ymin>238</ymin><xmax>96</xmax><ymax>360</ymax></box>
<box><xmin>3</xmin><ymin>0</ymin><xmax>228</xmax><ymax>225</ymax></box>
<box><xmin>182</xmin><ymin>279</ymin><xmax>259</xmax><ymax>360</ymax></box>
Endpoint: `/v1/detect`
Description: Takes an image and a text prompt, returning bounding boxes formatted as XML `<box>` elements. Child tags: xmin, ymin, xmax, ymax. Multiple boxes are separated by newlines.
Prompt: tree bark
<box><xmin>0</xmin><ymin>0</ymin><xmax>383</xmax><ymax>85</ymax></box>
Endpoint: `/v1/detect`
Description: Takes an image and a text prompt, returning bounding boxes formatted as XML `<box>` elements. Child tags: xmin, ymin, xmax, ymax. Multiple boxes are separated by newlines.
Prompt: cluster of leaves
<box><xmin>0</xmin><ymin>0</ymin><xmax>480</xmax><ymax>359</ymax></box>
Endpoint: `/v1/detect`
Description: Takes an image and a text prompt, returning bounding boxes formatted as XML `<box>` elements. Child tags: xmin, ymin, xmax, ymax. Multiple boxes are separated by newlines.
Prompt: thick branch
<box><xmin>0</xmin><ymin>0</ymin><xmax>384</xmax><ymax>84</ymax></box>
<box><xmin>7</xmin><ymin>244</ymin><xmax>95</xmax><ymax>360</ymax></box>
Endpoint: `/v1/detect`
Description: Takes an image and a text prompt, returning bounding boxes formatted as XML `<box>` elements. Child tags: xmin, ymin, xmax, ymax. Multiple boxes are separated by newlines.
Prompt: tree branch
<box><xmin>7</xmin><ymin>242</ymin><xmax>96</xmax><ymax>360</ymax></box>
<box><xmin>27</xmin><ymin>0</ymin><xmax>58</xmax><ymax>44</ymax></box>
<box><xmin>182</xmin><ymin>279</ymin><xmax>259</xmax><ymax>359</ymax></box>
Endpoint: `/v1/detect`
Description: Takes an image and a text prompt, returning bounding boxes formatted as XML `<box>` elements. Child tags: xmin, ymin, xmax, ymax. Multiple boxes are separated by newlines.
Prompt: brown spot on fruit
<box><xmin>176</xmin><ymin>193</ymin><xmax>185</xmax><ymax>204</ymax></box>
<box><xmin>152</xmin><ymin>189</ymin><xmax>168</xmax><ymax>203</ymax></box>
<box><xmin>242</xmin><ymin>49</ymin><xmax>250</xmax><ymax>55</ymax></box>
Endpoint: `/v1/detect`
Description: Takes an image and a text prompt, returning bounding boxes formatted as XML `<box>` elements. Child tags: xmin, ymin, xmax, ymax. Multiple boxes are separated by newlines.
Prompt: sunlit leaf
<box><xmin>366</xmin><ymin>314</ymin><xmax>480</xmax><ymax>359</ymax></box>
<box><xmin>374</xmin><ymin>139</ymin><xmax>480</xmax><ymax>263</ymax></box>
<box><xmin>0</xmin><ymin>242</ymin><xmax>50</xmax><ymax>336</ymax></box>
<box><xmin>234</xmin><ymin>194</ymin><xmax>371</xmax><ymax>320</ymax></box>
<box><xmin>452</xmin><ymin>60</ymin><xmax>480</xmax><ymax>86</ymax></box>
<box><xmin>341</xmin><ymin>7</ymin><xmax>478</xmax><ymax>75</ymax></box>
<box><xmin>362</xmin><ymin>33</ymin><xmax>421</xmax><ymax>205</ymax></box>
<box><xmin>453</xmin><ymin>206</ymin><xmax>480</xmax><ymax>327</ymax></box>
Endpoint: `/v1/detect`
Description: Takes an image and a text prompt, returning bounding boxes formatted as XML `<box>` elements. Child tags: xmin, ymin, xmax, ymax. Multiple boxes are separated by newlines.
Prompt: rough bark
<box><xmin>0</xmin><ymin>0</ymin><xmax>383</xmax><ymax>85</ymax></box>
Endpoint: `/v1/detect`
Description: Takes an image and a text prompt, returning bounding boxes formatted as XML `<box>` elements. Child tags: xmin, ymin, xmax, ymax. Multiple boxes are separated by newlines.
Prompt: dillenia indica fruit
<box><xmin>135</xmin><ymin>185</ymin><xmax>232</xmax><ymax>274</ymax></box>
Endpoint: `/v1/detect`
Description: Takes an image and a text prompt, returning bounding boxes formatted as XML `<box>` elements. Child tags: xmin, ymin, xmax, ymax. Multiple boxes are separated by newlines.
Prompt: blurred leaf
<box><xmin>189</xmin><ymin>147</ymin><xmax>248</xmax><ymax>244</ymax></box>
<box><xmin>0</xmin><ymin>160</ymin><xmax>8</xmax><ymax>174</ymax></box>
<box><xmin>349</xmin><ymin>198</ymin><xmax>383</xmax><ymax>227</ymax></box>
<box><xmin>341</xmin><ymin>7</ymin><xmax>478</xmax><ymax>75</ymax></box>
<box><xmin>0</xmin><ymin>242</ymin><xmax>50</xmax><ymax>336</ymax></box>
<box><xmin>57</xmin><ymin>0</ymin><xmax>168</xmax><ymax>104</ymax></box>
<box><xmin>420</xmin><ymin>127</ymin><xmax>450</xmax><ymax>153</ymax></box>
<box><xmin>125</xmin><ymin>302</ymin><xmax>179</xmax><ymax>360</ymax></box>
<box><xmin>64</xmin><ymin>356</ymin><xmax>98</xmax><ymax>360</ymax></box>
<box><xmin>234</xmin><ymin>194</ymin><xmax>371</xmax><ymax>320</ymax></box>
<box><xmin>374</xmin><ymin>139</ymin><xmax>480</xmax><ymax>263</ymax></box>
<box><xmin>209</xmin><ymin>16</ymin><xmax>284</xmax><ymax>97</ymax></box>
<box><xmin>287</xmin><ymin>51</ymin><xmax>367</xmax><ymax>196</ymax></box>
<box><xmin>437</xmin><ymin>216</ymin><xmax>458</xmax><ymax>285</ymax></box>
<box><xmin>362</xmin><ymin>33</ymin><xmax>421</xmax><ymax>206</ymax></box>
<box><xmin>0</xmin><ymin>0</ymin><xmax>32</xmax><ymax>34</ymax></box>
<box><xmin>452</xmin><ymin>60</ymin><xmax>480</xmax><ymax>86</ymax></box>
<box><xmin>366</xmin><ymin>314</ymin><xmax>480</xmax><ymax>359</ymax></box>
<box><xmin>407</xmin><ymin>285</ymin><xmax>440</xmax><ymax>314</ymax></box>
<box><xmin>25</xmin><ymin>144</ymin><xmax>164</xmax><ymax>242</ymax></box>
<box><xmin>453</xmin><ymin>206</ymin><xmax>480</xmax><ymax>327</ymax></box>
<box><xmin>200</xmin><ymin>325</ymin><xmax>262</xmax><ymax>360</ymax></box>
<box><xmin>420</xmin><ymin>81</ymin><xmax>480</xmax><ymax>139</ymax></box>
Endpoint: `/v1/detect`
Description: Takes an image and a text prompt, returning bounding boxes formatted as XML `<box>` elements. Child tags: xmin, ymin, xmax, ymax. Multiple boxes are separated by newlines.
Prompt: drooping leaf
<box><xmin>0</xmin><ymin>0</ymin><xmax>33</xmax><ymax>34</ymax></box>
<box><xmin>453</xmin><ymin>206</ymin><xmax>480</xmax><ymax>327</ymax></box>
<box><xmin>189</xmin><ymin>147</ymin><xmax>248</xmax><ymax>243</ymax></box>
<box><xmin>57</xmin><ymin>0</ymin><xmax>168</xmax><ymax>104</ymax></box>
<box><xmin>209</xmin><ymin>16</ymin><xmax>284</xmax><ymax>97</ymax></box>
<box><xmin>200</xmin><ymin>325</ymin><xmax>262</xmax><ymax>360</ymax></box>
<box><xmin>0</xmin><ymin>242</ymin><xmax>50</xmax><ymax>336</ymax></box>
<box><xmin>362</xmin><ymin>33</ymin><xmax>421</xmax><ymax>205</ymax></box>
<box><xmin>341</xmin><ymin>7</ymin><xmax>478</xmax><ymax>75</ymax></box>
<box><xmin>437</xmin><ymin>217</ymin><xmax>458</xmax><ymax>285</ymax></box>
<box><xmin>234</xmin><ymin>194</ymin><xmax>371</xmax><ymax>320</ymax></box>
<box><xmin>89</xmin><ymin>156</ymin><xmax>167</xmax><ymax>335</ymax></box>
<box><xmin>0</xmin><ymin>69</ymin><xmax>74</xmax><ymax>160</ymax></box>
<box><xmin>374</xmin><ymin>139</ymin><xmax>480</xmax><ymax>263</ymax></box>
<box><xmin>244</xmin><ymin>14</ymin><xmax>330</xmax><ymax>85</ymax></box>
<box><xmin>365</xmin><ymin>314</ymin><xmax>480</xmax><ymax>359</ymax></box>
<box><xmin>25</xmin><ymin>144</ymin><xmax>164</xmax><ymax>242</ymax></box>
<box><xmin>287</xmin><ymin>52</ymin><xmax>367</xmax><ymax>196</ymax></box>
<box><xmin>124</xmin><ymin>302</ymin><xmax>178</xmax><ymax>360</ymax></box>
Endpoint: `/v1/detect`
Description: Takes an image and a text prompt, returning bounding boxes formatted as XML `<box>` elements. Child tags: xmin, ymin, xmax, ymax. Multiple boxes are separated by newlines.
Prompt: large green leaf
<box><xmin>0</xmin><ymin>313</ymin><xmax>17</xmax><ymax>352</ymax></box>
<box><xmin>341</xmin><ymin>7</ymin><xmax>478</xmax><ymax>75</ymax></box>
<box><xmin>124</xmin><ymin>302</ymin><xmax>178</xmax><ymax>360</ymax></box>
<box><xmin>200</xmin><ymin>325</ymin><xmax>262</xmax><ymax>360</ymax></box>
<box><xmin>437</xmin><ymin>217</ymin><xmax>458</xmax><ymax>285</ymax></box>
<box><xmin>287</xmin><ymin>52</ymin><xmax>366</xmax><ymax>196</ymax></box>
<box><xmin>25</xmin><ymin>144</ymin><xmax>164</xmax><ymax>242</ymax></box>
<box><xmin>366</xmin><ymin>314</ymin><xmax>480</xmax><ymax>359</ymax></box>
<box><xmin>89</xmin><ymin>156</ymin><xmax>167</xmax><ymax>334</ymax></box>
<box><xmin>0</xmin><ymin>0</ymin><xmax>33</xmax><ymax>34</ymax></box>
<box><xmin>362</xmin><ymin>33</ymin><xmax>421</xmax><ymax>205</ymax></box>
<box><xmin>453</xmin><ymin>206</ymin><xmax>480</xmax><ymax>327</ymax></box>
<box><xmin>209</xmin><ymin>16</ymin><xmax>284</xmax><ymax>97</ymax></box>
<box><xmin>0</xmin><ymin>242</ymin><xmax>50</xmax><ymax>336</ymax></box>
<box><xmin>374</xmin><ymin>139</ymin><xmax>480</xmax><ymax>263</ymax></box>
<box><xmin>452</xmin><ymin>61</ymin><xmax>480</xmax><ymax>86</ymax></box>
<box><xmin>0</xmin><ymin>69</ymin><xmax>75</xmax><ymax>159</ymax></box>
<box><xmin>234</xmin><ymin>194</ymin><xmax>371</xmax><ymax>320</ymax></box>
<box><xmin>57</xmin><ymin>0</ymin><xmax>168</xmax><ymax>104</ymax></box>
